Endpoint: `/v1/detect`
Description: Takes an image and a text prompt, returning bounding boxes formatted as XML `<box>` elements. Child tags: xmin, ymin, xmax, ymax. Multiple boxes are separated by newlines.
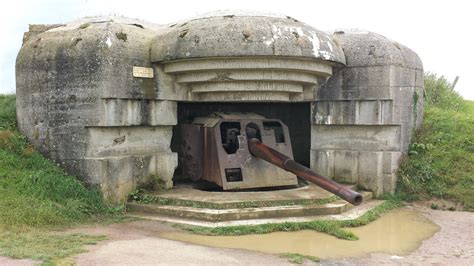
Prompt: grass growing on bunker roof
<box><xmin>0</xmin><ymin>94</ymin><xmax>120</xmax><ymax>263</ymax></box>
<box><xmin>397</xmin><ymin>74</ymin><xmax>474</xmax><ymax>211</ymax></box>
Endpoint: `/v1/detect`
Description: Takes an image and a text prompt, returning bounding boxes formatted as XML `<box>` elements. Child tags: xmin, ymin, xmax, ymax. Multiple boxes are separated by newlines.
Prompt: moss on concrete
<box><xmin>129</xmin><ymin>190</ymin><xmax>340</xmax><ymax>209</ymax></box>
<box><xmin>79</xmin><ymin>23</ymin><xmax>90</xmax><ymax>29</ymax></box>
<box><xmin>115</xmin><ymin>31</ymin><xmax>128</xmax><ymax>41</ymax></box>
<box><xmin>175</xmin><ymin>199</ymin><xmax>403</xmax><ymax>240</ymax></box>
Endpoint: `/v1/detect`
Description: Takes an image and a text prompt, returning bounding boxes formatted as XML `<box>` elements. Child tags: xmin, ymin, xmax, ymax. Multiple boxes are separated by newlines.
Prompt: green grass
<box><xmin>397</xmin><ymin>75</ymin><xmax>474</xmax><ymax>211</ymax></box>
<box><xmin>423</xmin><ymin>73</ymin><xmax>467</xmax><ymax>112</ymax></box>
<box><xmin>0</xmin><ymin>94</ymin><xmax>118</xmax><ymax>230</ymax></box>
<box><xmin>0</xmin><ymin>94</ymin><xmax>120</xmax><ymax>263</ymax></box>
<box><xmin>0</xmin><ymin>94</ymin><xmax>16</xmax><ymax>130</ymax></box>
<box><xmin>176</xmin><ymin>199</ymin><xmax>403</xmax><ymax>240</ymax></box>
<box><xmin>0</xmin><ymin>230</ymin><xmax>105</xmax><ymax>264</ymax></box>
<box><xmin>280</xmin><ymin>253</ymin><xmax>320</xmax><ymax>264</ymax></box>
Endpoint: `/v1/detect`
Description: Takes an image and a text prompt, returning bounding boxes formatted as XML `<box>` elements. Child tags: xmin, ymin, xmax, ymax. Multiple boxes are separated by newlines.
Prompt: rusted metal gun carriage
<box><xmin>181</xmin><ymin>113</ymin><xmax>362</xmax><ymax>205</ymax></box>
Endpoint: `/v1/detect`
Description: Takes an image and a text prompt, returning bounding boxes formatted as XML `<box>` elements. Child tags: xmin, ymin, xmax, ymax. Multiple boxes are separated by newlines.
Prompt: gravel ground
<box><xmin>70</xmin><ymin>220</ymin><xmax>293</xmax><ymax>265</ymax></box>
<box><xmin>0</xmin><ymin>257</ymin><xmax>38</xmax><ymax>266</ymax></box>
<box><xmin>1</xmin><ymin>203</ymin><xmax>473</xmax><ymax>265</ymax></box>
<box><xmin>326</xmin><ymin>204</ymin><xmax>474</xmax><ymax>265</ymax></box>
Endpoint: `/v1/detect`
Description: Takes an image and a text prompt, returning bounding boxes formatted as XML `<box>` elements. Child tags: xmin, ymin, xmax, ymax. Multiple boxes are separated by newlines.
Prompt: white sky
<box><xmin>1</xmin><ymin>0</ymin><xmax>473</xmax><ymax>99</ymax></box>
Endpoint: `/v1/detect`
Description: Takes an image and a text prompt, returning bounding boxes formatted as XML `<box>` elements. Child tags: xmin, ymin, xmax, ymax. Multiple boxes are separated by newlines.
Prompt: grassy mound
<box><xmin>0</xmin><ymin>94</ymin><xmax>114</xmax><ymax>231</ymax></box>
<box><xmin>397</xmin><ymin>74</ymin><xmax>474</xmax><ymax>210</ymax></box>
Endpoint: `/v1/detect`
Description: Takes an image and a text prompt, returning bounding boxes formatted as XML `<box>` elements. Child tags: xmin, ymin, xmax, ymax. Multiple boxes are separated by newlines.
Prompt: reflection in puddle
<box><xmin>160</xmin><ymin>209</ymin><xmax>439</xmax><ymax>259</ymax></box>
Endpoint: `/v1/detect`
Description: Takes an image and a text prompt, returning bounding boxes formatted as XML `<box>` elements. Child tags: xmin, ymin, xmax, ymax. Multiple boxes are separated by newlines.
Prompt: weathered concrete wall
<box><xmin>16</xmin><ymin>17</ymin><xmax>178</xmax><ymax>203</ymax></box>
<box><xmin>16</xmin><ymin>13</ymin><xmax>423</xmax><ymax>202</ymax></box>
<box><xmin>312</xmin><ymin>30</ymin><xmax>424</xmax><ymax>195</ymax></box>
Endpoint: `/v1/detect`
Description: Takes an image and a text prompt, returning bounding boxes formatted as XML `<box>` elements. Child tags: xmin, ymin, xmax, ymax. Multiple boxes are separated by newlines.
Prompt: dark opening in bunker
<box><xmin>225</xmin><ymin>168</ymin><xmax>243</xmax><ymax>182</ymax></box>
<box><xmin>263</xmin><ymin>121</ymin><xmax>285</xmax><ymax>143</ymax></box>
<box><xmin>171</xmin><ymin>102</ymin><xmax>311</xmax><ymax>182</ymax></box>
<box><xmin>220</xmin><ymin>122</ymin><xmax>241</xmax><ymax>154</ymax></box>
<box><xmin>245</xmin><ymin>122</ymin><xmax>262</xmax><ymax>142</ymax></box>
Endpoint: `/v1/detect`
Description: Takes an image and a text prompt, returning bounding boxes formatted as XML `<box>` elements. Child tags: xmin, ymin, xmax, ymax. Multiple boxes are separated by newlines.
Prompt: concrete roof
<box><xmin>151</xmin><ymin>11</ymin><xmax>346</xmax><ymax>64</ymax></box>
<box><xmin>332</xmin><ymin>30</ymin><xmax>423</xmax><ymax>69</ymax></box>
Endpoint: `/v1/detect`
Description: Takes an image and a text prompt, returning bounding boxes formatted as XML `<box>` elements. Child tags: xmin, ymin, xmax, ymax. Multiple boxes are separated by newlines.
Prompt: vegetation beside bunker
<box><xmin>397</xmin><ymin>74</ymin><xmax>474</xmax><ymax>211</ymax></box>
<box><xmin>0</xmin><ymin>94</ymin><xmax>120</xmax><ymax>263</ymax></box>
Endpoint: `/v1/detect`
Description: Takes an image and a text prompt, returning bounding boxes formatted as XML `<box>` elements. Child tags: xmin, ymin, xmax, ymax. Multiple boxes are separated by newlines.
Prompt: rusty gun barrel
<box><xmin>247</xmin><ymin>138</ymin><xmax>363</xmax><ymax>205</ymax></box>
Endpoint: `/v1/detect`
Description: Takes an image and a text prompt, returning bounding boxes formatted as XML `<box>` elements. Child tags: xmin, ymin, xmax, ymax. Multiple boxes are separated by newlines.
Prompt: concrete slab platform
<box><xmin>143</xmin><ymin>182</ymin><xmax>349</xmax><ymax>208</ymax></box>
<box><xmin>127</xmin><ymin>200</ymin><xmax>384</xmax><ymax>227</ymax></box>
<box><xmin>126</xmin><ymin>181</ymin><xmax>375</xmax><ymax>224</ymax></box>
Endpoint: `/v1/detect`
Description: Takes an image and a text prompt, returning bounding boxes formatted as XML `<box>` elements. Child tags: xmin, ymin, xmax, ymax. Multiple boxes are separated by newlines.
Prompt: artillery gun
<box><xmin>181</xmin><ymin>113</ymin><xmax>362</xmax><ymax>206</ymax></box>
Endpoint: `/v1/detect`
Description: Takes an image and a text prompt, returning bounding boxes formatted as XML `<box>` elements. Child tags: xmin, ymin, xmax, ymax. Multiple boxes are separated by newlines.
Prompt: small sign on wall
<box><xmin>132</xmin><ymin>66</ymin><xmax>154</xmax><ymax>78</ymax></box>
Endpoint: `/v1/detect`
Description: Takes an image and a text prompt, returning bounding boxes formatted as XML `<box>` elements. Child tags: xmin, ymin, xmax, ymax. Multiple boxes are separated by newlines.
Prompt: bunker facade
<box><xmin>16</xmin><ymin>12</ymin><xmax>423</xmax><ymax>202</ymax></box>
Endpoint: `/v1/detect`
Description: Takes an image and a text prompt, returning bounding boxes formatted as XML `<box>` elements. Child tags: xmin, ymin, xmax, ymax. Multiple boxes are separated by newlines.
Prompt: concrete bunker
<box><xmin>16</xmin><ymin>11</ymin><xmax>424</xmax><ymax>204</ymax></box>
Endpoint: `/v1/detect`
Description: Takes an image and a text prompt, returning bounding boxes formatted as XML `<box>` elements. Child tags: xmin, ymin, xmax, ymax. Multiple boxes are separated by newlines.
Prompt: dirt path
<box><xmin>0</xmin><ymin>257</ymin><xmax>38</xmax><ymax>266</ymax></box>
<box><xmin>70</xmin><ymin>220</ymin><xmax>293</xmax><ymax>265</ymax></box>
<box><xmin>329</xmin><ymin>204</ymin><xmax>474</xmax><ymax>265</ymax></box>
<box><xmin>2</xmin><ymin>204</ymin><xmax>473</xmax><ymax>265</ymax></box>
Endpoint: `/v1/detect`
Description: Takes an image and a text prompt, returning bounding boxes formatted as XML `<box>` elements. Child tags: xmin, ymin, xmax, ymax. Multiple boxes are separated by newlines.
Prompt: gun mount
<box><xmin>181</xmin><ymin>112</ymin><xmax>362</xmax><ymax>205</ymax></box>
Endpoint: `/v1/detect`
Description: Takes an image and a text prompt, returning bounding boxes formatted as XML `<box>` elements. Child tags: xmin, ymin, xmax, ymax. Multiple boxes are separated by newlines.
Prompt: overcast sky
<box><xmin>1</xmin><ymin>0</ymin><xmax>472</xmax><ymax>99</ymax></box>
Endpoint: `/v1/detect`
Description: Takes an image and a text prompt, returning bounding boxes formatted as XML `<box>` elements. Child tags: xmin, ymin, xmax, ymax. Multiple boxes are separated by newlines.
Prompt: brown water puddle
<box><xmin>160</xmin><ymin>209</ymin><xmax>440</xmax><ymax>259</ymax></box>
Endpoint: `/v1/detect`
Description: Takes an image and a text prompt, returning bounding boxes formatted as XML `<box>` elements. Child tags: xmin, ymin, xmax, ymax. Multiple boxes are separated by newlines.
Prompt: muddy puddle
<box><xmin>160</xmin><ymin>209</ymin><xmax>440</xmax><ymax>259</ymax></box>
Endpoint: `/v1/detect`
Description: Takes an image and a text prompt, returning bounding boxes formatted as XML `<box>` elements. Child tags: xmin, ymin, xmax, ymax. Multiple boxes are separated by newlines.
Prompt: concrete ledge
<box><xmin>157</xmin><ymin>57</ymin><xmax>331</xmax><ymax>102</ymax></box>
<box><xmin>99</xmin><ymin>99</ymin><xmax>177</xmax><ymax>126</ymax></box>
<box><xmin>194</xmin><ymin>91</ymin><xmax>294</xmax><ymax>102</ymax></box>
<box><xmin>127</xmin><ymin>191</ymin><xmax>372</xmax><ymax>222</ymax></box>
<box><xmin>125</xmin><ymin>182</ymin><xmax>373</xmax><ymax>223</ymax></box>
<box><xmin>163</xmin><ymin>58</ymin><xmax>333</xmax><ymax>76</ymax></box>
<box><xmin>175</xmin><ymin>69</ymin><xmax>319</xmax><ymax>84</ymax></box>
<box><xmin>127</xmin><ymin>197</ymin><xmax>382</xmax><ymax>227</ymax></box>
<box><xmin>311</xmin><ymin>124</ymin><xmax>401</xmax><ymax>151</ymax></box>
<box><xmin>86</xmin><ymin>126</ymin><xmax>173</xmax><ymax>157</ymax></box>
<box><xmin>147</xmin><ymin>183</ymin><xmax>336</xmax><ymax>204</ymax></box>
<box><xmin>312</xmin><ymin>100</ymin><xmax>394</xmax><ymax>125</ymax></box>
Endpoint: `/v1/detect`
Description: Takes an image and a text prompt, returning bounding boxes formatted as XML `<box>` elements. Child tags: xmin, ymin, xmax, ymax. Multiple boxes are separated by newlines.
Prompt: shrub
<box><xmin>397</xmin><ymin>74</ymin><xmax>474</xmax><ymax>210</ymax></box>
<box><xmin>424</xmin><ymin>73</ymin><xmax>466</xmax><ymax>111</ymax></box>
<box><xmin>0</xmin><ymin>94</ymin><xmax>16</xmax><ymax>130</ymax></box>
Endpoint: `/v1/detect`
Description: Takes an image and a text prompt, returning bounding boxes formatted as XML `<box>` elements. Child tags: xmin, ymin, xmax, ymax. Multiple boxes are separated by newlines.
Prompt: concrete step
<box><xmin>136</xmin><ymin>183</ymin><xmax>359</xmax><ymax>209</ymax></box>
<box><xmin>127</xmin><ymin>198</ymin><xmax>384</xmax><ymax>228</ymax></box>
<box><xmin>126</xmin><ymin>191</ymin><xmax>373</xmax><ymax>222</ymax></box>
